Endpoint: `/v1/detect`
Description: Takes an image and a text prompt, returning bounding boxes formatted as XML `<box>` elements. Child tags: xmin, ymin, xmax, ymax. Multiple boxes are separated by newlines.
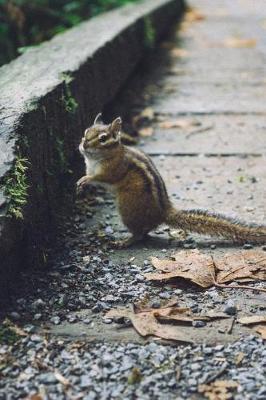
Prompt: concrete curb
<box><xmin>0</xmin><ymin>0</ymin><xmax>185</xmax><ymax>299</ymax></box>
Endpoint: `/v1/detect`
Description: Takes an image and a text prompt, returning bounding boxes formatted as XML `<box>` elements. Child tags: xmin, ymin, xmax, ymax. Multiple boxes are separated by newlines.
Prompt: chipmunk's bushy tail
<box><xmin>166</xmin><ymin>207</ymin><xmax>266</xmax><ymax>244</ymax></box>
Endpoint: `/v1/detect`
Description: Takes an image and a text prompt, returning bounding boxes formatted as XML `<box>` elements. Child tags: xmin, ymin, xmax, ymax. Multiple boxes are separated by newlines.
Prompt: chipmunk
<box><xmin>77</xmin><ymin>114</ymin><xmax>266</xmax><ymax>248</ymax></box>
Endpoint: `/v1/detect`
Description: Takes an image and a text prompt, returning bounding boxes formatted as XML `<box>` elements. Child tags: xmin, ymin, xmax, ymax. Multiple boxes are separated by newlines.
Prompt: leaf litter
<box><xmin>158</xmin><ymin>118</ymin><xmax>201</xmax><ymax>130</ymax></box>
<box><xmin>107</xmin><ymin>249</ymin><xmax>265</xmax><ymax>342</ymax></box>
<box><xmin>106</xmin><ymin>300</ymin><xmax>230</xmax><ymax>343</ymax></box>
<box><xmin>145</xmin><ymin>249</ymin><xmax>266</xmax><ymax>290</ymax></box>
<box><xmin>223</xmin><ymin>37</ymin><xmax>257</xmax><ymax>48</ymax></box>
<box><xmin>238</xmin><ymin>315</ymin><xmax>266</xmax><ymax>340</ymax></box>
<box><xmin>146</xmin><ymin>250</ymin><xmax>215</xmax><ymax>288</ymax></box>
<box><xmin>198</xmin><ymin>380</ymin><xmax>238</xmax><ymax>400</ymax></box>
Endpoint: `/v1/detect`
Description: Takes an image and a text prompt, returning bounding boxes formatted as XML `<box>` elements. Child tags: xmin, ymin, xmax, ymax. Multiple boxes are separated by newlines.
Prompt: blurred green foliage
<box><xmin>0</xmin><ymin>0</ymin><xmax>137</xmax><ymax>66</ymax></box>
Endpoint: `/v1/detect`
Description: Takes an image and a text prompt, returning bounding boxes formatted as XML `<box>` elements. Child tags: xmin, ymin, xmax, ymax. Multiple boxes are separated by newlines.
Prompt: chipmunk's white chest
<box><xmin>85</xmin><ymin>156</ymin><xmax>101</xmax><ymax>176</ymax></box>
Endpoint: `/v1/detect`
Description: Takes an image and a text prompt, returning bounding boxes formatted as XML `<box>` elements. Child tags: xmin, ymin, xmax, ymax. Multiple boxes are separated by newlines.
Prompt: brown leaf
<box><xmin>153</xmin><ymin>307</ymin><xmax>194</xmax><ymax>323</ymax></box>
<box><xmin>159</xmin><ymin>119</ymin><xmax>200</xmax><ymax>130</ymax></box>
<box><xmin>140</xmin><ymin>107</ymin><xmax>155</xmax><ymax>120</ymax></box>
<box><xmin>132</xmin><ymin>107</ymin><xmax>155</xmax><ymax>130</ymax></box>
<box><xmin>235</xmin><ymin>352</ymin><xmax>245</xmax><ymax>366</ymax></box>
<box><xmin>204</xmin><ymin>311</ymin><xmax>231</xmax><ymax>320</ymax></box>
<box><xmin>185</xmin><ymin>8</ymin><xmax>205</xmax><ymax>22</ymax></box>
<box><xmin>138</xmin><ymin>127</ymin><xmax>154</xmax><ymax>137</ymax></box>
<box><xmin>170</xmin><ymin>48</ymin><xmax>189</xmax><ymax>58</ymax></box>
<box><xmin>215</xmin><ymin>250</ymin><xmax>266</xmax><ymax>284</ymax></box>
<box><xmin>176</xmin><ymin>366</ymin><xmax>181</xmax><ymax>381</ymax></box>
<box><xmin>146</xmin><ymin>250</ymin><xmax>215</xmax><ymax>288</ymax></box>
<box><xmin>27</xmin><ymin>395</ymin><xmax>43</xmax><ymax>400</ymax></box>
<box><xmin>223</xmin><ymin>37</ymin><xmax>257</xmax><ymax>48</ymax></box>
<box><xmin>54</xmin><ymin>371</ymin><xmax>71</xmax><ymax>387</ymax></box>
<box><xmin>254</xmin><ymin>325</ymin><xmax>266</xmax><ymax>340</ymax></box>
<box><xmin>198</xmin><ymin>380</ymin><xmax>238</xmax><ymax>400</ymax></box>
<box><xmin>106</xmin><ymin>307</ymin><xmax>193</xmax><ymax>343</ymax></box>
<box><xmin>3</xmin><ymin>319</ymin><xmax>27</xmax><ymax>337</ymax></box>
<box><xmin>238</xmin><ymin>316</ymin><xmax>266</xmax><ymax>325</ymax></box>
<box><xmin>137</xmin><ymin>302</ymin><xmax>230</xmax><ymax>324</ymax></box>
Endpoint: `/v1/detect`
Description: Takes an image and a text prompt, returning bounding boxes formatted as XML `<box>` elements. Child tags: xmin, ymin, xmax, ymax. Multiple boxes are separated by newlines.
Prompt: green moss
<box><xmin>144</xmin><ymin>17</ymin><xmax>156</xmax><ymax>48</ymax></box>
<box><xmin>61</xmin><ymin>72</ymin><xmax>79</xmax><ymax>114</ymax></box>
<box><xmin>127</xmin><ymin>367</ymin><xmax>142</xmax><ymax>384</ymax></box>
<box><xmin>4</xmin><ymin>157</ymin><xmax>29</xmax><ymax>220</ymax></box>
<box><xmin>55</xmin><ymin>137</ymin><xmax>69</xmax><ymax>173</ymax></box>
<box><xmin>0</xmin><ymin>320</ymin><xmax>21</xmax><ymax>345</ymax></box>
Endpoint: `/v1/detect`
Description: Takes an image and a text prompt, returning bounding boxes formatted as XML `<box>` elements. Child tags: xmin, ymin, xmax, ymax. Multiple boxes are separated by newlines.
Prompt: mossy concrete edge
<box><xmin>0</xmin><ymin>0</ymin><xmax>185</xmax><ymax>303</ymax></box>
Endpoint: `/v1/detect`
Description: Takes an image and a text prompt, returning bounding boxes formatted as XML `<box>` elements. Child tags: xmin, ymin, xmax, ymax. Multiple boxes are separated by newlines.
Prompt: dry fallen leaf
<box><xmin>153</xmin><ymin>306</ymin><xmax>195</xmax><ymax>323</ymax></box>
<box><xmin>176</xmin><ymin>366</ymin><xmax>181</xmax><ymax>381</ymax></box>
<box><xmin>215</xmin><ymin>250</ymin><xmax>266</xmax><ymax>284</ymax></box>
<box><xmin>159</xmin><ymin>119</ymin><xmax>201</xmax><ymax>130</ymax></box>
<box><xmin>106</xmin><ymin>307</ymin><xmax>193</xmax><ymax>343</ymax></box>
<box><xmin>140</xmin><ymin>107</ymin><xmax>155</xmax><ymax>120</ymax></box>
<box><xmin>146</xmin><ymin>250</ymin><xmax>215</xmax><ymax>288</ymax></box>
<box><xmin>138</xmin><ymin>127</ymin><xmax>154</xmax><ymax>137</ymax></box>
<box><xmin>223</xmin><ymin>37</ymin><xmax>257</xmax><ymax>48</ymax></box>
<box><xmin>132</xmin><ymin>107</ymin><xmax>155</xmax><ymax>129</ymax></box>
<box><xmin>238</xmin><ymin>316</ymin><xmax>266</xmax><ymax>325</ymax></box>
<box><xmin>204</xmin><ymin>311</ymin><xmax>231</xmax><ymax>320</ymax></box>
<box><xmin>185</xmin><ymin>7</ymin><xmax>205</xmax><ymax>22</ymax></box>
<box><xmin>235</xmin><ymin>352</ymin><xmax>245</xmax><ymax>366</ymax></box>
<box><xmin>198</xmin><ymin>380</ymin><xmax>238</xmax><ymax>400</ymax></box>
<box><xmin>145</xmin><ymin>249</ymin><xmax>266</xmax><ymax>291</ymax></box>
<box><xmin>106</xmin><ymin>300</ymin><xmax>233</xmax><ymax>343</ymax></box>
<box><xmin>2</xmin><ymin>319</ymin><xmax>27</xmax><ymax>340</ymax></box>
<box><xmin>54</xmin><ymin>371</ymin><xmax>71</xmax><ymax>387</ymax></box>
<box><xmin>170</xmin><ymin>48</ymin><xmax>189</xmax><ymax>58</ymax></box>
<box><xmin>254</xmin><ymin>325</ymin><xmax>266</xmax><ymax>340</ymax></box>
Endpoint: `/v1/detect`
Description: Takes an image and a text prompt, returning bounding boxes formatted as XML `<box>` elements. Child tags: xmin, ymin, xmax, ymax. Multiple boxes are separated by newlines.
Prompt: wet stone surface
<box><xmin>1</xmin><ymin>0</ymin><xmax>266</xmax><ymax>399</ymax></box>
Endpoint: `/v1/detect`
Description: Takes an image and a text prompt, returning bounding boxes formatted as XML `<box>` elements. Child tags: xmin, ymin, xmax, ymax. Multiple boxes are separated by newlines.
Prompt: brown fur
<box><xmin>77</xmin><ymin>117</ymin><xmax>266</xmax><ymax>247</ymax></box>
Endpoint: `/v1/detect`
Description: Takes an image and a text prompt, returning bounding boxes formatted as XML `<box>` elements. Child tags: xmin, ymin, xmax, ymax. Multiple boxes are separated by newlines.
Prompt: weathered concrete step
<box><xmin>180</xmin><ymin>18</ymin><xmax>266</xmax><ymax>45</ymax></box>
<box><xmin>189</xmin><ymin>0</ymin><xmax>266</xmax><ymax>18</ymax></box>
<box><xmin>140</xmin><ymin>115</ymin><xmax>266</xmax><ymax>155</ymax></box>
<box><xmin>164</xmin><ymin>48</ymin><xmax>266</xmax><ymax>73</ymax></box>
<box><xmin>46</xmin><ymin>308</ymin><xmax>260</xmax><ymax>345</ymax></box>
<box><xmin>154</xmin><ymin>155</ymin><xmax>266</xmax><ymax>224</ymax></box>
<box><xmin>151</xmin><ymin>82</ymin><xmax>266</xmax><ymax>114</ymax></box>
<box><xmin>162</xmin><ymin>67</ymin><xmax>266</xmax><ymax>85</ymax></box>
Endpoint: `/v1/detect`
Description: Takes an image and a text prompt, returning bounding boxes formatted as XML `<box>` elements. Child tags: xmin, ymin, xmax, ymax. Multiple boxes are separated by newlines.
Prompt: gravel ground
<box><xmin>1</xmin><ymin>334</ymin><xmax>265</xmax><ymax>400</ymax></box>
<box><xmin>0</xmin><ymin>194</ymin><xmax>265</xmax><ymax>400</ymax></box>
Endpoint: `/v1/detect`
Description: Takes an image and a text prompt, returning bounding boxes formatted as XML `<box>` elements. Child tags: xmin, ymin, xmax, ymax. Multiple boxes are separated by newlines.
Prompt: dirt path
<box><xmin>1</xmin><ymin>1</ymin><xmax>266</xmax><ymax>399</ymax></box>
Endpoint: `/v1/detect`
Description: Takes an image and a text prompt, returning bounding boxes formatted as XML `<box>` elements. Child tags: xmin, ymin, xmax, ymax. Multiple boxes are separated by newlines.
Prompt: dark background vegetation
<box><xmin>0</xmin><ymin>0</ymin><xmax>137</xmax><ymax>66</ymax></box>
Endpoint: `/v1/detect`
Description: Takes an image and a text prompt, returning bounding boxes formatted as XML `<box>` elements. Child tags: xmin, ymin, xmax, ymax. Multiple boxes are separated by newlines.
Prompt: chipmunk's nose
<box><xmin>83</xmin><ymin>139</ymin><xmax>90</xmax><ymax>149</ymax></box>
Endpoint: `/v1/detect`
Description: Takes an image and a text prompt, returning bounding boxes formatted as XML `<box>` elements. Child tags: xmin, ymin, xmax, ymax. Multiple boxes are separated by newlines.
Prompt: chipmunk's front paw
<box><xmin>76</xmin><ymin>176</ymin><xmax>91</xmax><ymax>195</ymax></box>
<box><xmin>110</xmin><ymin>240</ymin><xmax>130</xmax><ymax>249</ymax></box>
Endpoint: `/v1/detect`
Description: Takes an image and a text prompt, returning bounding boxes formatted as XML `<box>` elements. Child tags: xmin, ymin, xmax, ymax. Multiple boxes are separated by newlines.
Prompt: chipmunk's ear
<box><xmin>93</xmin><ymin>113</ymin><xmax>103</xmax><ymax>125</ymax></box>
<box><xmin>110</xmin><ymin>117</ymin><xmax>122</xmax><ymax>141</ymax></box>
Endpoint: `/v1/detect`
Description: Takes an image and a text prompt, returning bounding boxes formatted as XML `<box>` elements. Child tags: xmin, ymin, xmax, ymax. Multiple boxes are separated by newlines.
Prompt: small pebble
<box><xmin>243</xmin><ymin>243</ymin><xmax>253</xmax><ymax>249</ymax></box>
<box><xmin>224</xmin><ymin>300</ymin><xmax>237</xmax><ymax>315</ymax></box>
<box><xmin>192</xmin><ymin>320</ymin><xmax>206</xmax><ymax>328</ymax></box>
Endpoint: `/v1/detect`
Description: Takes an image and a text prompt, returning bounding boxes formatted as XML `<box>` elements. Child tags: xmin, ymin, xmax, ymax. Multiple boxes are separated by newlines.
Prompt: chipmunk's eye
<box><xmin>99</xmin><ymin>133</ymin><xmax>108</xmax><ymax>144</ymax></box>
